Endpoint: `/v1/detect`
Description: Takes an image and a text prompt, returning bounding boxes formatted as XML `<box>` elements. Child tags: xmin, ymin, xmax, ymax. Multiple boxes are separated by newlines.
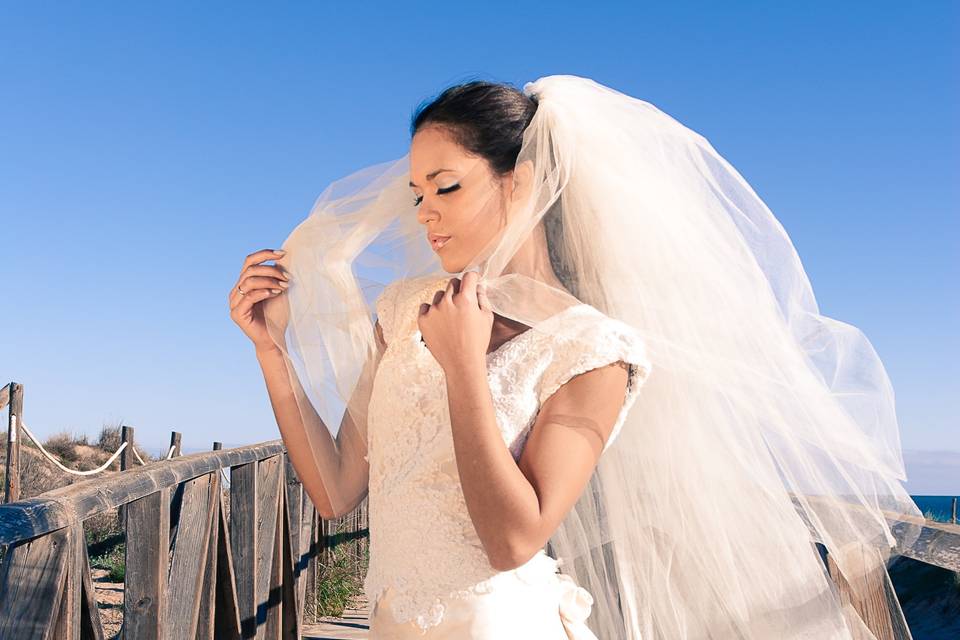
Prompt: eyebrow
<box><xmin>409</xmin><ymin>168</ymin><xmax>455</xmax><ymax>188</ymax></box>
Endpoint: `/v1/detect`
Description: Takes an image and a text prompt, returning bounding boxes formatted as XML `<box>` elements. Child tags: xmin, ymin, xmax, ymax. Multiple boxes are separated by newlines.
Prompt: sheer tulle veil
<box><xmin>262</xmin><ymin>74</ymin><xmax>922</xmax><ymax>639</ymax></box>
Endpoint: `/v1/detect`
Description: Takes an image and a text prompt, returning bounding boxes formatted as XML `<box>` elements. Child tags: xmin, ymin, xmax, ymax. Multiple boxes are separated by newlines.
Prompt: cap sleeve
<box><xmin>536</xmin><ymin>314</ymin><xmax>652</xmax><ymax>453</ymax></box>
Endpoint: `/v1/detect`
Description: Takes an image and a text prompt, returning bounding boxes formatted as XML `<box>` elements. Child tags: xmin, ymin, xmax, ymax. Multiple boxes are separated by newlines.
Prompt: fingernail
<box><xmin>274</xmin><ymin>249</ymin><xmax>286</xmax><ymax>256</ymax></box>
<box><xmin>277</xmin><ymin>280</ymin><xmax>290</xmax><ymax>288</ymax></box>
<box><xmin>271</xmin><ymin>288</ymin><xmax>282</xmax><ymax>294</ymax></box>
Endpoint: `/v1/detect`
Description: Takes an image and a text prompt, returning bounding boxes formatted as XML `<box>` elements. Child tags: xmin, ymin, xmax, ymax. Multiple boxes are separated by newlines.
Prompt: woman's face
<box><xmin>409</xmin><ymin>125</ymin><xmax>511</xmax><ymax>274</ymax></box>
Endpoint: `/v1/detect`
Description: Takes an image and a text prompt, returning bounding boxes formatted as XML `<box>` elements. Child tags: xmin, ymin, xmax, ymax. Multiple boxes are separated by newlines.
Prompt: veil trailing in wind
<box><xmin>262</xmin><ymin>74</ymin><xmax>922</xmax><ymax>639</ymax></box>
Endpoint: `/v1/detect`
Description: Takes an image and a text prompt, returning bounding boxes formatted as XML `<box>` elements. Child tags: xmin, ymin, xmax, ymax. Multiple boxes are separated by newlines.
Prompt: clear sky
<box><xmin>1</xmin><ymin>3</ymin><xmax>957</xmax><ymax>491</ymax></box>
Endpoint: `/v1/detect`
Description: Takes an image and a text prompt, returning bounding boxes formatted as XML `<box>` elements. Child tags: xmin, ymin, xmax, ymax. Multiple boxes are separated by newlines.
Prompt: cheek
<box><xmin>440</xmin><ymin>189</ymin><xmax>507</xmax><ymax>264</ymax></box>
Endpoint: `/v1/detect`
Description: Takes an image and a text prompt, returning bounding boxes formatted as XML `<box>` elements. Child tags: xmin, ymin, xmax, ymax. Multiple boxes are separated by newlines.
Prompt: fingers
<box><xmin>241</xmin><ymin>248</ymin><xmax>285</xmax><ymax>272</ymax></box>
<box><xmin>439</xmin><ymin>276</ymin><xmax>462</xmax><ymax>300</ymax></box>
<box><xmin>230</xmin><ymin>282</ymin><xmax>282</xmax><ymax>309</ymax></box>
<box><xmin>233</xmin><ymin>253</ymin><xmax>288</xmax><ymax>291</ymax></box>
<box><xmin>243</xmin><ymin>275</ymin><xmax>290</xmax><ymax>295</ymax></box>
<box><xmin>475</xmin><ymin>279</ymin><xmax>490</xmax><ymax>312</ymax></box>
<box><xmin>422</xmin><ymin>274</ymin><xmax>484</xmax><ymax>315</ymax></box>
<box><xmin>230</xmin><ymin>248</ymin><xmax>289</xmax><ymax>309</ymax></box>
<box><xmin>230</xmin><ymin>275</ymin><xmax>288</xmax><ymax>306</ymax></box>
<box><xmin>445</xmin><ymin>277</ymin><xmax>460</xmax><ymax>296</ymax></box>
<box><xmin>242</xmin><ymin>263</ymin><xmax>289</xmax><ymax>283</ymax></box>
<box><xmin>230</xmin><ymin>286</ymin><xmax>280</xmax><ymax>320</ymax></box>
<box><xmin>459</xmin><ymin>271</ymin><xmax>480</xmax><ymax>304</ymax></box>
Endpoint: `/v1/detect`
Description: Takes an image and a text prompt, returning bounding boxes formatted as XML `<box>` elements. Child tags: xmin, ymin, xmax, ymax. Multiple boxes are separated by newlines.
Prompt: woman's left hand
<box><xmin>418</xmin><ymin>271</ymin><xmax>494</xmax><ymax>372</ymax></box>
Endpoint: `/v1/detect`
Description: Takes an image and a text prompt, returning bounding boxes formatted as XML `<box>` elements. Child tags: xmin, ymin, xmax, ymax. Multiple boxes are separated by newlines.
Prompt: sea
<box><xmin>910</xmin><ymin>495</ymin><xmax>958</xmax><ymax>522</ymax></box>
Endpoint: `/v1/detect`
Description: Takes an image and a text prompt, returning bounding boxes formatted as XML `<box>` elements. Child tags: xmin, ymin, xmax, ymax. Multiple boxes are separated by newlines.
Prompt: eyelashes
<box><xmin>413</xmin><ymin>183</ymin><xmax>461</xmax><ymax>207</ymax></box>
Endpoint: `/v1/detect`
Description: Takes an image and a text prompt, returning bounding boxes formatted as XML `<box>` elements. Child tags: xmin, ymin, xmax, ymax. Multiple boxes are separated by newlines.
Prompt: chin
<box><xmin>438</xmin><ymin>252</ymin><xmax>466</xmax><ymax>274</ymax></box>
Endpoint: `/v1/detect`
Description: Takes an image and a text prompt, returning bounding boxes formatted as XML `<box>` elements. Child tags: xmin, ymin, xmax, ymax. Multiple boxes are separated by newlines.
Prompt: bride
<box><xmin>228</xmin><ymin>75</ymin><xmax>922</xmax><ymax>639</ymax></box>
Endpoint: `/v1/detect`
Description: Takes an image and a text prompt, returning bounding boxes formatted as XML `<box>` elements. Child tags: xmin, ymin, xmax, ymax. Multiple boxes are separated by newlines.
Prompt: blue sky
<box><xmin>1</xmin><ymin>3</ymin><xmax>957</xmax><ymax>492</ymax></box>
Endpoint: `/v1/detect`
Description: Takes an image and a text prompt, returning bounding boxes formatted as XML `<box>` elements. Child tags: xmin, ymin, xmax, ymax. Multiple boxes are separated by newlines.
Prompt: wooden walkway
<box><xmin>302</xmin><ymin>596</ymin><xmax>370</xmax><ymax>639</ymax></box>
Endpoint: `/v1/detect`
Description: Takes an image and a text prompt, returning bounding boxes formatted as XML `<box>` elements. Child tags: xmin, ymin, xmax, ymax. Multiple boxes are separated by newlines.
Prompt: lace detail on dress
<box><xmin>364</xmin><ymin>278</ymin><xmax>653</xmax><ymax>630</ymax></box>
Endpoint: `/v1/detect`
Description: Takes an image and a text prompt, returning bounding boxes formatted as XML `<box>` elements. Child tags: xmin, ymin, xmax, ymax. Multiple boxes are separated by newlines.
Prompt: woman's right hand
<box><xmin>229</xmin><ymin>248</ymin><xmax>290</xmax><ymax>353</ymax></box>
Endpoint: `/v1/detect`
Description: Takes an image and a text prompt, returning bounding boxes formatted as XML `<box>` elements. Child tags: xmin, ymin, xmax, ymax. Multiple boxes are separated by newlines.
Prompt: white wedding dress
<box><xmin>362</xmin><ymin>276</ymin><xmax>652</xmax><ymax>639</ymax></box>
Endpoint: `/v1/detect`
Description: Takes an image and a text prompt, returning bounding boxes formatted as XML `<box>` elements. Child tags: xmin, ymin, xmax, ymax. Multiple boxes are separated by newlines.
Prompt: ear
<box><xmin>508</xmin><ymin>160</ymin><xmax>534</xmax><ymax>204</ymax></box>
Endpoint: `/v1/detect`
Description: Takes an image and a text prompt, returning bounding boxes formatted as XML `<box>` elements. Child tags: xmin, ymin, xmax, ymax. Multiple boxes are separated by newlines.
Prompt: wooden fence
<box><xmin>791</xmin><ymin>493</ymin><xmax>960</xmax><ymax>640</ymax></box>
<box><xmin>0</xmin><ymin>411</ymin><xmax>368</xmax><ymax>640</ymax></box>
<box><xmin>2</xmin><ymin>381</ymin><xmax>959</xmax><ymax>640</ymax></box>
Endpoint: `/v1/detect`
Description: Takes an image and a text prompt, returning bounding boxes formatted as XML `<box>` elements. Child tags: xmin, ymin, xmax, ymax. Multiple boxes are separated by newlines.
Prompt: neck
<box><xmin>502</xmin><ymin>222</ymin><xmax>568</xmax><ymax>292</ymax></box>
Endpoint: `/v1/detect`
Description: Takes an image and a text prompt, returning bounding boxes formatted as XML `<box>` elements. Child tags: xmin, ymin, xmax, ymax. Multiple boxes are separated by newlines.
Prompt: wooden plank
<box><xmin>263</xmin><ymin>475</ymin><xmax>284</xmax><ymax>640</ymax></box>
<box><xmin>4</xmin><ymin>382</ymin><xmax>23</xmax><ymax>504</ymax></box>
<box><xmin>0</xmin><ymin>381</ymin><xmax>9</xmax><ymax>410</ymax></box>
<box><xmin>891</xmin><ymin>517</ymin><xmax>960</xmax><ymax>572</ymax></box>
<box><xmin>0</xmin><ymin>528</ymin><xmax>70</xmax><ymax>638</ymax></box>
<box><xmin>283</xmin><ymin>455</ymin><xmax>304</xmax><ymax>629</ymax></box>
<box><xmin>230</xmin><ymin>461</ymin><xmax>257</xmax><ymax>639</ymax></box>
<box><xmin>166</xmin><ymin>432</ymin><xmax>186</xmax><ymax>551</ymax></box>
<box><xmin>166</xmin><ymin>473</ymin><xmax>217</xmax><ymax>639</ymax></box>
<box><xmin>280</xmin><ymin>484</ymin><xmax>301</xmax><ymax>640</ymax></box>
<box><xmin>825</xmin><ymin>548</ymin><xmax>903</xmax><ymax>640</ymax></box>
<box><xmin>51</xmin><ymin>522</ymin><xmax>83</xmax><ymax>640</ymax></box>
<box><xmin>78</xmin><ymin>527</ymin><xmax>105</xmax><ymax>640</ymax></box>
<box><xmin>124</xmin><ymin>488</ymin><xmax>170</xmax><ymax>640</ymax></box>
<box><xmin>213</xmin><ymin>488</ymin><xmax>242</xmax><ymax>640</ymax></box>
<box><xmin>300</xmin><ymin>500</ymin><xmax>318</xmax><ymax>624</ymax></box>
<box><xmin>196</xmin><ymin>444</ymin><xmax>224</xmax><ymax>640</ymax></box>
<box><xmin>256</xmin><ymin>456</ymin><xmax>282</xmax><ymax>639</ymax></box>
<box><xmin>283</xmin><ymin>455</ymin><xmax>302</xmax><ymax>583</ymax></box>
<box><xmin>195</xmin><ymin>480</ymin><xmax>219</xmax><ymax>640</ymax></box>
<box><xmin>0</xmin><ymin>441</ymin><xmax>286</xmax><ymax>545</ymax></box>
<box><xmin>790</xmin><ymin>492</ymin><xmax>960</xmax><ymax>573</ymax></box>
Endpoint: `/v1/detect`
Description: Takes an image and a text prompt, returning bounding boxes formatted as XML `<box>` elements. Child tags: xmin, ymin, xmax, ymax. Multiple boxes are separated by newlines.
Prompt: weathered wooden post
<box><xmin>118</xmin><ymin>425</ymin><xmax>135</xmax><ymax>524</ymax></box>
<box><xmin>169</xmin><ymin>431</ymin><xmax>183</xmax><ymax>458</ymax></box>
<box><xmin>121</xmin><ymin>425</ymin><xmax>135</xmax><ymax>471</ymax></box>
<box><xmin>952</xmin><ymin>497</ymin><xmax>957</xmax><ymax>525</ymax></box>
<box><xmin>3</xmin><ymin>382</ymin><xmax>23</xmax><ymax>504</ymax></box>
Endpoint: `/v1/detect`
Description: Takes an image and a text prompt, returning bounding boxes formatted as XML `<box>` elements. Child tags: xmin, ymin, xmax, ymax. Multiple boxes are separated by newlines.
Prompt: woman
<box><xmin>229</xmin><ymin>76</ymin><xmax>922</xmax><ymax>639</ymax></box>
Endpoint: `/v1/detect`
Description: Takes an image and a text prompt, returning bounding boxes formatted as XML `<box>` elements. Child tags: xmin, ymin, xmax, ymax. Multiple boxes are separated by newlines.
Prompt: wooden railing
<box><xmin>0</xmin><ymin>439</ymin><xmax>368</xmax><ymax>639</ymax></box>
<box><xmin>1</xmin><ymin>378</ymin><xmax>957</xmax><ymax>639</ymax></box>
<box><xmin>792</xmin><ymin>493</ymin><xmax>960</xmax><ymax>640</ymax></box>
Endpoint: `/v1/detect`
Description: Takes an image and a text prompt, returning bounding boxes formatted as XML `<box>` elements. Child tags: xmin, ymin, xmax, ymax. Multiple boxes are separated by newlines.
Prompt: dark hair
<box><xmin>410</xmin><ymin>80</ymin><xmax>538</xmax><ymax>176</ymax></box>
<box><xmin>410</xmin><ymin>80</ymin><xmax>579</xmax><ymax>298</ymax></box>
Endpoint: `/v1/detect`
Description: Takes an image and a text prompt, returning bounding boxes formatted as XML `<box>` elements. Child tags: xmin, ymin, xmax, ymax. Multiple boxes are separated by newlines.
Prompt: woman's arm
<box><xmin>445</xmin><ymin>358</ymin><xmax>629</xmax><ymax>571</ymax></box>
<box><xmin>255</xmin><ymin>319</ymin><xmax>385</xmax><ymax>519</ymax></box>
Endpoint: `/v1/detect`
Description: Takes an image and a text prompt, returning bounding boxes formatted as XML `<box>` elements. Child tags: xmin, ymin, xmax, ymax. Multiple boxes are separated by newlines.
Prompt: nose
<box><xmin>416</xmin><ymin>203</ymin><xmax>438</xmax><ymax>226</ymax></box>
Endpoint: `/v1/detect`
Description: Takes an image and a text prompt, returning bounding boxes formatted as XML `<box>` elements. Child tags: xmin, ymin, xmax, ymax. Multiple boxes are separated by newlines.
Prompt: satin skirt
<box><xmin>368</xmin><ymin>551</ymin><xmax>599</xmax><ymax>639</ymax></box>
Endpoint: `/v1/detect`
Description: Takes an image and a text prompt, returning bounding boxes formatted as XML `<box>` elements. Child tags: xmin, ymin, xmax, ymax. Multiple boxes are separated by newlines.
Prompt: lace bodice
<box><xmin>363</xmin><ymin>276</ymin><xmax>652</xmax><ymax>631</ymax></box>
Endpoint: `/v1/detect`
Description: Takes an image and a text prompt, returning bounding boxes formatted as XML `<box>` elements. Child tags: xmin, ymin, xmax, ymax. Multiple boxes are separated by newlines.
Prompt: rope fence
<box><xmin>19</xmin><ymin>421</ymin><xmax>128</xmax><ymax>476</ymax></box>
<box><xmin>13</xmin><ymin>420</ymin><xmax>180</xmax><ymax>478</ymax></box>
<box><xmin>3</xmin><ymin>381</ymin><xmax>231</xmax><ymax>505</ymax></box>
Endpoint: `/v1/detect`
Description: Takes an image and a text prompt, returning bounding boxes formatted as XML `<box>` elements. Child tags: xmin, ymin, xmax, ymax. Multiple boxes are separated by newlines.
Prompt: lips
<box><xmin>428</xmin><ymin>233</ymin><xmax>452</xmax><ymax>251</ymax></box>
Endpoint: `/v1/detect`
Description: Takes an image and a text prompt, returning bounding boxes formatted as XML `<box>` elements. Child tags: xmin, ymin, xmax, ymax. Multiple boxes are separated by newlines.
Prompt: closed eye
<box><xmin>414</xmin><ymin>183</ymin><xmax>461</xmax><ymax>207</ymax></box>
